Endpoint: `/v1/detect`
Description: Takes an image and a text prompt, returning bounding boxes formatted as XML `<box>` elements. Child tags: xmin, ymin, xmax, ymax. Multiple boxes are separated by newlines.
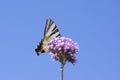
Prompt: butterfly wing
<box><xmin>44</xmin><ymin>19</ymin><xmax>61</xmax><ymax>38</ymax></box>
<box><xmin>35</xmin><ymin>19</ymin><xmax>61</xmax><ymax>55</ymax></box>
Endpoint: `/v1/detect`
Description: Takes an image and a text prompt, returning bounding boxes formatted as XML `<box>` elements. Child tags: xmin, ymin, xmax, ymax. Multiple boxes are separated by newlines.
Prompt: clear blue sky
<box><xmin>0</xmin><ymin>0</ymin><xmax>120</xmax><ymax>80</ymax></box>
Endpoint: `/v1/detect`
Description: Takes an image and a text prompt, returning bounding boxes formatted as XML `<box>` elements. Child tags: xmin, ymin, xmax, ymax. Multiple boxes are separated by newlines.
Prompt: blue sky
<box><xmin>0</xmin><ymin>0</ymin><xmax>120</xmax><ymax>80</ymax></box>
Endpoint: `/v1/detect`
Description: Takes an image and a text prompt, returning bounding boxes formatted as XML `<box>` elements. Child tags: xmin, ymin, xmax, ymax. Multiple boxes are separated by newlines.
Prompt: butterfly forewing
<box><xmin>45</xmin><ymin>19</ymin><xmax>61</xmax><ymax>38</ymax></box>
<box><xmin>44</xmin><ymin>19</ymin><xmax>53</xmax><ymax>36</ymax></box>
<box><xmin>35</xmin><ymin>19</ymin><xmax>61</xmax><ymax>55</ymax></box>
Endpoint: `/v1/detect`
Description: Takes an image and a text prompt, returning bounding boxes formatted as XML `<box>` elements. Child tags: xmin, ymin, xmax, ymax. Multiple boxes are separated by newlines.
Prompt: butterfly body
<box><xmin>35</xmin><ymin>19</ymin><xmax>61</xmax><ymax>55</ymax></box>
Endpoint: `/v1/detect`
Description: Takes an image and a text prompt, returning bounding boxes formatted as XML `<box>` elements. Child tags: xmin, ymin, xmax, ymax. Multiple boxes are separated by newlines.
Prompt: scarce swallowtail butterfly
<box><xmin>35</xmin><ymin>19</ymin><xmax>61</xmax><ymax>55</ymax></box>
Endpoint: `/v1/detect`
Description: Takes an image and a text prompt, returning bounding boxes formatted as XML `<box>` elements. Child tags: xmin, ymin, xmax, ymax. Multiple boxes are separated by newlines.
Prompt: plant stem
<box><xmin>60</xmin><ymin>62</ymin><xmax>64</xmax><ymax>80</ymax></box>
<box><xmin>60</xmin><ymin>57</ymin><xmax>66</xmax><ymax>80</ymax></box>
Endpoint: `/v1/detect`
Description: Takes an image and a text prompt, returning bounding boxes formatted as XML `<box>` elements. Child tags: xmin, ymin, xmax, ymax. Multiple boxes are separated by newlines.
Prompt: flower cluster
<box><xmin>47</xmin><ymin>37</ymin><xmax>79</xmax><ymax>64</ymax></box>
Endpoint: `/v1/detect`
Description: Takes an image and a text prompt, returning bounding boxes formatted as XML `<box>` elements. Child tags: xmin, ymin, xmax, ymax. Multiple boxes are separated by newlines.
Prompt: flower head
<box><xmin>47</xmin><ymin>37</ymin><xmax>79</xmax><ymax>64</ymax></box>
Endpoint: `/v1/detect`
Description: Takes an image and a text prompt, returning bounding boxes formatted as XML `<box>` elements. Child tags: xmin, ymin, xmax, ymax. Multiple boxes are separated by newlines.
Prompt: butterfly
<box><xmin>35</xmin><ymin>19</ymin><xmax>61</xmax><ymax>55</ymax></box>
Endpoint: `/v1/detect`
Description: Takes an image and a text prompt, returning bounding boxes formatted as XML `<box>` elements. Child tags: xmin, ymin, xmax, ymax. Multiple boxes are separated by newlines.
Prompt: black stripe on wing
<box><xmin>44</xmin><ymin>19</ymin><xmax>53</xmax><ymax>37</ymax></box>
<box><xmin>35</xmin><ymin>39</ymin><xmax>44</xmax><ymax>55</ymax></box>
<box><xmin>49</xmin><ymin>26</ymin><xmax>61</xmax><ymax>38</ymax></box>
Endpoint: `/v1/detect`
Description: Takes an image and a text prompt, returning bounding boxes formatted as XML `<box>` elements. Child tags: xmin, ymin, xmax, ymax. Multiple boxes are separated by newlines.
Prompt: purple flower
<box><xmin>47</xmin><ymin>37</ymin><xmax>79</xmax><ymax>64</ymax></box>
